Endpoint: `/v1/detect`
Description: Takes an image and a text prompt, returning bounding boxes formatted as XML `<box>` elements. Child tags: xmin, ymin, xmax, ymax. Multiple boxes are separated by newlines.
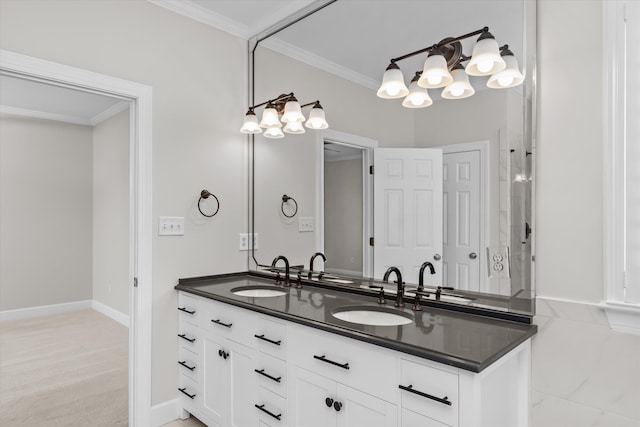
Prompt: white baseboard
<box><xmin>151</xmin><ymin>398</ymin><xmax>180</xmax><ymax>427</ymax></box>
<box><xmin>91</xmin><ymin>300</ymin><xmax>129</xmax><ymax>328</ymax></box>
<box><xmin>600</xmin><ymin>300</ymin><xmax>640</xmax><ymax>335</ymax></box>
<box><xmin>0</xmin><ymin>300</ymin><xmax>92</xmax><ymax>322</ymax></box>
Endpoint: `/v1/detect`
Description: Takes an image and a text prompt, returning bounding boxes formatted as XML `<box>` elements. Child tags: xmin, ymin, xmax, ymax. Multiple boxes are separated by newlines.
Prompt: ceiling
<box><xmin>0</xmin><ymin>0</ymin><xmax>523</xmax><ymax>124</ymax></box>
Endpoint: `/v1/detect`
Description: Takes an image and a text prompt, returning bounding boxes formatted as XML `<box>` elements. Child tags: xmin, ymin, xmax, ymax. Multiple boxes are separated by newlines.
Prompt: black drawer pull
<box><xmin>254</xmin><ymin>334</ymin><xmax>282</xmax><ymax>346</ymax></box>
<box><xmin>313</xmin><ymin>355</ymin><xmax>350</xmax><ymax>370</ymax></box>
<box><xmin>178</xmin><ymin>307</ymin><xmax>196</xmax><ymax>315</ymax></box>
<box><xmin>211</xmin><ymin>319</ymin><xmax>233</xmax><ymax>328</ymax></box>
<box><xmin>178</xmin><ymin>360</ymin><xmax>196</xmax><ymax>371</ymax></box>
<box><xmin>178</xmin><ymin>387</ymin><xmax>196</xmax><ymax>399</ymax></box>
<box><xmin>399</xmin><ymin>384</ymin><xmax>452</xmax><ymax>406</ymax></box>
<box><xmin>254</xmin><ymin>368</ymin><xmax>281</xmax><ymax>383</ymax></box>
<box><xmin>255</xmin><ymin>404</ymin><xmax>281</xmax><ymax>420</ymax></box>
<box><xmin>178</xmin><ymin>334</ymin><xmax>196</xmax><ymax>343</ymax></box>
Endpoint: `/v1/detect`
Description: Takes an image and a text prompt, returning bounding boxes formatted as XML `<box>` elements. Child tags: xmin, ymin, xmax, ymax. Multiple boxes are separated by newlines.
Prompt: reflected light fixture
<box><xmin>240</xmin><ymin>92</ymin><xmax>329</xmax><ymax>138</ymax></box>
<box><xmin>377</xmin><ymin>27</ymin><xmax>524</xmax><ymax>108</ymax></box>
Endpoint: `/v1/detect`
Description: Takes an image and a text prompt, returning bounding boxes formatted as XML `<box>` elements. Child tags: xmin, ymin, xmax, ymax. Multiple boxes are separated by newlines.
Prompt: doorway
<box><xmin>0</xmin><ymin>50</ymin><xmax>153</xmax><ymax>425</ymax></box>
<box><xmin>316</xmin><ymin>130</ymin><xmax>376</xmax><ymax>278</ymax></box>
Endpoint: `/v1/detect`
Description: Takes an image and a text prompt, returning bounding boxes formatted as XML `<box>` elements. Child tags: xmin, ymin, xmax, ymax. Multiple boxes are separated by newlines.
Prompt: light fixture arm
<box><xmin>389</xmin><ymin>27</ymin><xmax>489</xmax><ymax>64</ymax></box>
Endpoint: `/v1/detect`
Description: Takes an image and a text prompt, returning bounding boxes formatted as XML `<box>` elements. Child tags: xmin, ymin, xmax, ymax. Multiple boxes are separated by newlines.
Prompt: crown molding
<box><xmin>147</xmin><ymin>0</ymin><xmax>250</xmax><ymax>38</ymax></box>
<box><xmin>261</xmin><ymin>37</ymin><xmax>379</xmax><ymax>91</ymax></box>
<box><xmin>90</xmin><ymin>100</ymin><xmax>130</xmax><ymax>125</ymax></box>
<box><xmin>0</xmin><ymin>105</ymin><xmax>91</xmax><ymax>126</ymax></box>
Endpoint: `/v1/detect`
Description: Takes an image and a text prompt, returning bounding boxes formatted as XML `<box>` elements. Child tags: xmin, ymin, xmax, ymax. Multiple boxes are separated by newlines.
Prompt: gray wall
<box><xmin>93</xmin><ymin>108</ymin><xmax>130</xmax><ymax>315</ymax></box>
<box><xmin>324</xmin><ymin>158</ymin><xmax>363</xmax><ymax>275</ymax></box>
<box><xmin>0</xmin><ymin>115</ymin><xmax>93</xmax><ymax>311</ymax></box>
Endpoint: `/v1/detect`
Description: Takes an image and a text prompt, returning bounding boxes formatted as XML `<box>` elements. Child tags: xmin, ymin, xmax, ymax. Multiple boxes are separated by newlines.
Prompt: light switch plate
<box><xmin>487</xmin><ymin>246</ymin><xmax>510</xmax><ymax>279</ymax></box>
<box><xmin>159</xmin><ymin>216</ymin><xmax>184</xmax><ymax>236</ymax></box>
<box><xmin>299</xmin><ymin>217</ymin><xmax>314</xmax><ymax>232</ymax></box>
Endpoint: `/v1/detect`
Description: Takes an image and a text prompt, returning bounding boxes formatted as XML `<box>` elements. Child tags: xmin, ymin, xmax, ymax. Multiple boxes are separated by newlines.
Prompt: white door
<box><xmin>373</xmin><ymin>148</ymin><xmax>443</xmax><ymax>286</ymax></box>
<box><xmin>443</xmin><ymin>150</ymin><xmax>480</xmax><ymax>291</ymax></box>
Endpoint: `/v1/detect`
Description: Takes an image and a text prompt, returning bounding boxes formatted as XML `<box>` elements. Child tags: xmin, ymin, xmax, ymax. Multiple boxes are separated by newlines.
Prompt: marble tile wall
<box><xmin>532</xmin><ymin>298</ymin><xmax>640</xmax><ymax>426</ymax></box>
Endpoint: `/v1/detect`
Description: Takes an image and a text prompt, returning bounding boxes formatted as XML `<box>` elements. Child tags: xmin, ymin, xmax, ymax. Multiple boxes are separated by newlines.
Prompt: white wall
<box><xmin>0</xmin><ymin>0</ymin><xmax>247</xmax><ymax>406</ymax></box>
<box><xmin>0</xmin><ymin>114</ymin><xmax>93</xmax><ymax>310</ymax></box>
<box><xmin>93</xmin><ymin>108</ymin><xmax>130</xmax><ymax>316</ymax></box>
<box><xmin>533</xmin><ymin>1</ymin><xmax>640</xmax><ymax>426</ymax></box>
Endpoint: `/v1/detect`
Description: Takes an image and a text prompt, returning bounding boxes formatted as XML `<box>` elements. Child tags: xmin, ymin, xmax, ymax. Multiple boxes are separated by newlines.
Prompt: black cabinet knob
<box><xmin>218</xmin><ymin>349</ymin><xmax>228</xmax><ymax>359</ymax></box>
<box><xmin>333</xmin><ymin>401</ymin><xmax>343</xmax><ymax>411</ymax></box>
<box><xmin>325</xmin><ymin>397</ymin><xmax>334</xmax><ymax>407</ymax></box>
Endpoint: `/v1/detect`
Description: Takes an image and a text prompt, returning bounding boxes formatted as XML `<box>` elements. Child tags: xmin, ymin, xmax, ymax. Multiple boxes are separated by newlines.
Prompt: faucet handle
<box><xmin>369</xmin><ymin>285</ymin><xmax>386</xmax><ymax>305</ymax></box>
<box><xmin>411</xmin><ymin>293</ymin><xmax>423</xmax><ymax>311</ymax></box>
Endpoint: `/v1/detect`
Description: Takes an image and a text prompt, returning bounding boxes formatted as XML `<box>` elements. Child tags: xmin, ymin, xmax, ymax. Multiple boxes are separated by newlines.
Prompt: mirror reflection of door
<box><xmin>443</xmin><ymin>150</ymin><xmax>481</xmax><ymax>291</ymax></box>
<box><xmin>373</xmin><ymin>148</ymin><xmax>444</xmax><ymax>286</ymax></box>
<box><xmin>323</xmin><ymin>141</ymin><xmax>366</xmax><ymax>277</ymax></box>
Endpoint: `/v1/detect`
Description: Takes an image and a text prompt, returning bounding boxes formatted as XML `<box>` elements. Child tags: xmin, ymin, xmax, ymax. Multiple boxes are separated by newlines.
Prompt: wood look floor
<box><xmin>0</xmin><ymin>309</ymin><xmax>128</xmax><ymax>426</ymax></box>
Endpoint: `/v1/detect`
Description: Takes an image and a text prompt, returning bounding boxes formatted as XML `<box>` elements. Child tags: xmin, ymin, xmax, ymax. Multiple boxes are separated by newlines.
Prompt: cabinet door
<box><xmin>337</xmin><ymin>384</ymin><xmax>398</xmax><ymax>427</ymax></box>
<box><xmin>227</xmin><ymin>339</ymin><xmax>258</xmax><ymax>427</ymax></box>
<box><xmin>202</xmin><ymin>333</ymin><xmax>229</xmax><ymax>426</ymax></box>
<box><xmin>290</xmin><ymin>367</ymin><xmax>337</xmax><ymax>427</ymax></box>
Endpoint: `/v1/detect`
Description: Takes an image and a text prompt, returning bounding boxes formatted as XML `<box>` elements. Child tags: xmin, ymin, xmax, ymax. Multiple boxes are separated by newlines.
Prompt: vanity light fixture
<box><xmin>377</xmin><ymin>27</ymin><xmax>524</xmax><ymax>108</ymax></box>
<box><xmin>240</xmin><ymin>92</ymin><xmax>329</xmax><ymax>138</ymax></box>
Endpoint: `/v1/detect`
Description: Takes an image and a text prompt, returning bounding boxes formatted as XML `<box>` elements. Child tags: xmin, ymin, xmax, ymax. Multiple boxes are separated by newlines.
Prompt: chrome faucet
<box><xmin>418</xmin><ymin>261</ymin><xmax>436</xmax><ymax>292</ymax></box>
<box><xmin>308</xmin><ymin>252</ymin><xmax>327</xmax><ymax>279</ymax></box>
<box><xmin>271</xmin><ymin>255</ymin><xmax>290</xmax><ymax>286</ymax></box>
<box><xmin>383</xmin><ymin>267</ymin><xmax>404</xmax><ymax>308</ymax></box>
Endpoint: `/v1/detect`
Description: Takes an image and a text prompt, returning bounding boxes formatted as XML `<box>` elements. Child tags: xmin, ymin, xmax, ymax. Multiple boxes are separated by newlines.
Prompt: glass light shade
<box><xmin>402</xmin><ymin>81</ymin><xmax>433</xmax><ymax>108</ymax></box>
<box><xmin>281</xmin><ymin>100</ymin><xmax>305</xmax><ymax>123</ymax></box>
<box><xmin>305</xmin><ymin>105</ymin><xmax>329</xmax><ymax>129</ymax></box>
<box><xmin>259</xmin><ymin>106</ymin><xmax>282</xmax><ymax>128</ymax></box>
<box><xmin>283</xmin><ymin>120</ymin><xmax>306</xmax><ymax>134</ymax></box>
<box><xmin>441</xmin><ymin>68</ymin><xmax>475</xmax><ymax>99</ymax></box>
<box><xmin>377</xmin><ymin>63</ymin><xmax>409</xmax><ymax>99</ymax></box>
<box><xmin>239</xmin><ymin>111</ymin><xmax>262</xmax><ymax>134</ymax></box>
<box><xmin>487</xmin><ymin>55</ymin><xmax>524</xmax><ymax>88</ymax></box>
<box><xmin>417</xmin><ymin>54</ymin><xmax>453</xmax><ymax>89</ymax></box>
<box><xmin>466</xmin><ymin>36</ymin><xmax>506</xmax><ymax>76</ymax></box>
<box><xmin>263</xmin><ymin>127</ymin><xmax>284</xmax><ymax>139</ymax></box>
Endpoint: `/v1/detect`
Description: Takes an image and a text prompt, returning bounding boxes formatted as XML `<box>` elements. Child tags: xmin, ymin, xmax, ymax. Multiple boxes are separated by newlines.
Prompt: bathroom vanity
<box><xmin>175</xmin><ymin>271</ymin><xmax>536</xmax><ymax>427</ymax></box>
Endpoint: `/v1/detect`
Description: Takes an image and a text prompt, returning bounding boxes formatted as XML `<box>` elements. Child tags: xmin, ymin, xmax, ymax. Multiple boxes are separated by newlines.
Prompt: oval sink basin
<box><xmin>231</xmin><ymin>286</ymin><xmax>287</xmax><ymax>298</ymax></box>
<box><xmin>331</xmin><ymin>306</ymin><xmax>413</xmax><ymax>326</ymax></box>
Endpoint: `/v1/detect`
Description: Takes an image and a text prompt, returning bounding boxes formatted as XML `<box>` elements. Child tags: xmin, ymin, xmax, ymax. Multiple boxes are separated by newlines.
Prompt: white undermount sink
<box><xmin>331</xmin><ymin>306</ymin><xmax>413</xmax><ymax>326</ymax></box>
<box><xmin>231</xmin><ymin>286</ymin><xmax>287</xmax><ymax>298</ymax></box>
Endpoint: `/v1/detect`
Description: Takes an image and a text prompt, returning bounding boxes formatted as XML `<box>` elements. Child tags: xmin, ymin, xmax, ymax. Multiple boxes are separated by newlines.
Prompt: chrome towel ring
<box><xmin>198</xmin><ymin>189</ymin><xmax>220</xmax><ymax>217</ymax></box>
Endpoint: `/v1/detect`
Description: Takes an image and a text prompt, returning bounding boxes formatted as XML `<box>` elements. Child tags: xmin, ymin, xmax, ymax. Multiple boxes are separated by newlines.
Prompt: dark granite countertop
<box><xmin>176</xmin><ymin>272</ymin><xmax>537</xmax><ymax>373</ymax></box>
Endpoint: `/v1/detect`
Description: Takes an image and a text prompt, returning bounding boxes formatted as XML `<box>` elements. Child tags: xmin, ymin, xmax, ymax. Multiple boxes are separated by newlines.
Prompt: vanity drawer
<box><xmin>178</xmin><ymin>373</ymin><xmax>201</xmax><ymax>414</ymax></box>
<box><xmin>177</xmin><ymin>322</ymin><xmax>200</xmax><ymax>354</ymax></box>
<box><xmin>253</xmin><ymin>316</ymin><xmax>287</xmax><ymax>359</ymax></box>
<box><xmin>178</xmin><ymin>292</ymin><xmax>200</xmax><ymax>326</ymax></box>
<box><xmin>200</xmin><ymin>298</ymin><xmax>251</xmax><ymax>341</ymax></box>
<box><xmin>256</xmin><ymin>352</ymin><xmax>287</xmax><ymax>397</ymax></box>
<box><xmin>256</xmin><ymin>386</ymin><xmax>288</xmax><ymax>427</ymax></box>
<box><xmin>178</xmin><ymin>345</ymin><xmax>200</xmax><ymax>382</ymax></box>
<box><xmin>399</xmin><ymin>359</ymin><xmax>459</xmax><ymax>427</ymax></box>
<box><xmin>401</xmin><ymin>407</ymin><xmax>450</xmax><ymax>427</ymax></box>
<box><xmin>289</xmin><ymin>323</ymin><xmax>397</xmax><ymax>403</ymax></box>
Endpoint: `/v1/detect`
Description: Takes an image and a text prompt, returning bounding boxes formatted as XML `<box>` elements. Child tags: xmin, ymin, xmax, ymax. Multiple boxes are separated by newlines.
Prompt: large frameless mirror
<box><xmin>247</xmin><ymin>0</ymin><xmax>536</xmax><ymax>315</ymax></box>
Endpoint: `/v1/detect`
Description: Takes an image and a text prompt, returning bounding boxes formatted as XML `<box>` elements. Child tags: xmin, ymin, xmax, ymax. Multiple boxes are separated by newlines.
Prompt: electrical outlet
<box><xmin>299</xmin><ymin>217</ymin><xmax>314</xmax><ymax>232</ymax></box>
<box><xmin>159</xmin><ymin>216</ymin><xmax>184</xmax><ymax>236</ymax></box>
<box><xmin>487</xmin><ymin>246</ymin><xmax>510</xmax><ymax>279</ymax></box>
<box><xmin>239</xmin><ymin>233</ymin><xmax>258</xmax><ymax>251</ymax></box>
<box><xmin>239</xmin><ymin>233</ymin><xmax>249</xmax><ymax>251</ymax></box>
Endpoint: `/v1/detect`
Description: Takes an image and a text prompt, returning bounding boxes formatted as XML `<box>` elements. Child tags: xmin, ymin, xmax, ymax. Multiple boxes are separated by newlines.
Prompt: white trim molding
<box><xmin>599</xmin><ymin>301</ymin><xmax>640</xmax><ymax>335</ymax></box>
<box><xmin>150</xmin><ymin>398</ymin><xmax>180</xmax><ymax>427</ymax></box>
<box><xmin>0</xmin><ymin>300</ymin><xmax>92</xmax><ymax>322</ymax></box>
<box><xmin>92</xmin><ymin>300</ymin><xmax>129</xmax><ymax>327</ymax></box>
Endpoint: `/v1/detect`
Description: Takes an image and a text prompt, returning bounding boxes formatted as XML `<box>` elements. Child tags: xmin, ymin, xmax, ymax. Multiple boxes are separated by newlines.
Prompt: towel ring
<box><xmin>281</xmin><ymin>194</ymin><xmax>298</xmax><ymax>218</ymax></box>
<box><xmin>198</xmin><ymin>189</ymin><xmax>220</xmax><ymax>217</ymax></box>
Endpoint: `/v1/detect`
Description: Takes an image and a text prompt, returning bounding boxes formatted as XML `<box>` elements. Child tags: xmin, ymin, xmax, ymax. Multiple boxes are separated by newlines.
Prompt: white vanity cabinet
<box><xmin>177</xmin><ymin>291</ymin><xmax>532</xmax><ymax>427</ymax></box>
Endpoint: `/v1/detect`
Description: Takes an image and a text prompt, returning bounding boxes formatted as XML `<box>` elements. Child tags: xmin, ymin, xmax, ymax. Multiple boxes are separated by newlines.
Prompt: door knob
<box><xmin>469</xmin><ymin>252</ymin><xmax>477</xmax><ymax>259</ymax></box>
<box><xmin>325</xmin><ymin>397</ymin><xmax>334</xmax><ymax>407</ymax></box>
<box><xmin>433</xmin><ymin>254</ymin><xmax>441</xmax><ymax>261</ymax></box>
<box><xmin>333</xmin><ymin>401</ymin><xmax>343</xmax><ymax>411</ymax></box>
